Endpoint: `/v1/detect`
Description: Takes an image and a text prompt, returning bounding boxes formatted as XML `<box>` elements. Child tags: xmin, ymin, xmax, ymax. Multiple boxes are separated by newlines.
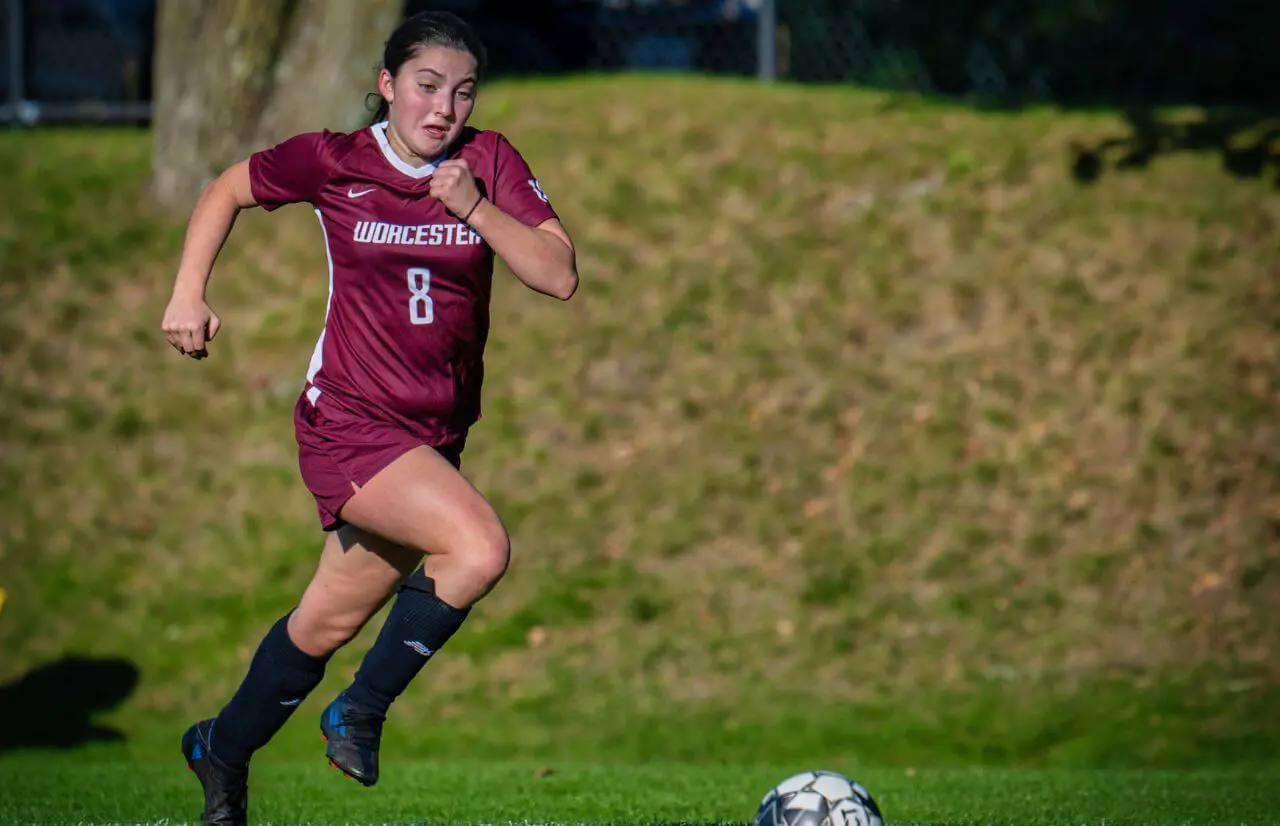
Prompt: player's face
<box><xmin>379</xmin><ymin>45</ymin><xmax>478</xmax><ymax>164</ymax></box>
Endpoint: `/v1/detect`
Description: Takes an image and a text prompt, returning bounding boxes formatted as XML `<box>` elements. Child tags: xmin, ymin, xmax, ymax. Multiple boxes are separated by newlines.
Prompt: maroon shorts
<box><xmin>294</xmin><ymin>394</ymin><xmax>465</xmax><ymax>531</ymax></box>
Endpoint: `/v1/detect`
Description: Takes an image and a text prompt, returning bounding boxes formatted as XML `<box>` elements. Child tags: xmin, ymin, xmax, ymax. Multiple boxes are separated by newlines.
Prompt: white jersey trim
<box><xmin>371</xmin><ymin>121</ymin><xmax>447</xmax><ymax>179</ymax></box>
<box><xmin>304</xmin><ymin>208</ymin><xmax>336</xmax><ymax>405</ymax></box>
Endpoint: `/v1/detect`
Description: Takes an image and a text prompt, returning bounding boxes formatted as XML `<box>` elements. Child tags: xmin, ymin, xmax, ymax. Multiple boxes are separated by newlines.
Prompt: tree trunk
<box><xmin>151</xmin><ymin>0</ymin><xmax>402</xmax><ymax>210</ymax></box>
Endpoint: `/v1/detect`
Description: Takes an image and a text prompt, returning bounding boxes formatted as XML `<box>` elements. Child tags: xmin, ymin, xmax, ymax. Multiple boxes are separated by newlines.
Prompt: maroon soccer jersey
<box><xmin>249</xmin><ymin>122</ymin><xmax>559</xmax><ymax>444</ymax></box>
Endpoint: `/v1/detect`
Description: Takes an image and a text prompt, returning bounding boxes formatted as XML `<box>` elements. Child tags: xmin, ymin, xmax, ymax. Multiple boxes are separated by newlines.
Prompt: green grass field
<box><xmin>1</xmin><ymin>75</ymin><xmax>1279</xmax><ymax>823</ymax></box>
<box><xmin>3</xmin><ymin>753</ymin><xmax>1278</xmax><ymax>825</ymax></box>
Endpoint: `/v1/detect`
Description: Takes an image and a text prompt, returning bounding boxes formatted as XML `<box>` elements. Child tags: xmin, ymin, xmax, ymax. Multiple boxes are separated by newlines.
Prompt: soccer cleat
<box><xmin>320</xmin><ymin>690</ymin><xmax>384</xmax><ymax>787</ymax></box>
<box><xmin>181</xmin><ymin>719</ymin><xmax>249</xmax><ymax>826</ymax></box>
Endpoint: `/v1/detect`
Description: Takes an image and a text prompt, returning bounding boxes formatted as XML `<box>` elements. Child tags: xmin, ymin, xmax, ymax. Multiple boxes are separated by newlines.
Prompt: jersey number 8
<box><xmin>407</xmin><ymin>267</ymin><xmax>434</xmax><ymax>325</ymax></box>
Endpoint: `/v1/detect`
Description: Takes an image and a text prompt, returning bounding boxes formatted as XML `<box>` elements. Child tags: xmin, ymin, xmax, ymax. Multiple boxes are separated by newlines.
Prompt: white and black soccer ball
<box><xmin>754</xmin><ymin>770</ymin><xmax>884</xmax><ymax>826</ymax></box>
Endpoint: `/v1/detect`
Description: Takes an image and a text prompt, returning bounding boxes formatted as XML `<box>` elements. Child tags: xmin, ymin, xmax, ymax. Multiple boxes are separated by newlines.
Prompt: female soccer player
<box><xmin>161</xmin><ymin>11</ymin><xmax>577</xmax><ymax>824</ymax></box>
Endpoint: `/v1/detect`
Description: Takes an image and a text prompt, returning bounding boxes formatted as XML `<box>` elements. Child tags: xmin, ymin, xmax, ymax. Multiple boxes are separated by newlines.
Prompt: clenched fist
<box><xmin>428</xmin><ymin>158</ymin><xmax>485</xmax><ymax>222</ymax></box>
<box><xmin>162</xmin><ymin>292</ymin><xmax>221</xmax><ymax>359</ymax></box>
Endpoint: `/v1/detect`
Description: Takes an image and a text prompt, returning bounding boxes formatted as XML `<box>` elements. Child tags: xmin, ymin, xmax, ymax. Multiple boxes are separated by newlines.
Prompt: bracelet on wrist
<box><xmin>461</xmin><ymin>195</ymin><xmax>484</xmax><ymax>223</ymax></box>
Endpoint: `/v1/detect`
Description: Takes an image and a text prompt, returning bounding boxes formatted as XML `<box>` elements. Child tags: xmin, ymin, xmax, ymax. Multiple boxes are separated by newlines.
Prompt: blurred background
<box><xmin>0</xmin><ymin>0</ymin><xmax>1277</xmax><ymax>774</ymax></box>
<box><xmin>2</xmin><ymin>0</ymin><xmax>1277</xmax><ymax>125</ymax></box>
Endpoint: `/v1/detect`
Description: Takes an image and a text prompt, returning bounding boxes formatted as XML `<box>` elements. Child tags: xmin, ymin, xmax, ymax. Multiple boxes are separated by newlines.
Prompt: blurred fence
<box><xmin>2</xmin><ymin>0</ymin><xmax>1274</xmax><ymax>126</ymax></box>
<box><xmin>1</xmin><ymin>0</ymin><xmax>154</xmax><ymax>125</ymax></box>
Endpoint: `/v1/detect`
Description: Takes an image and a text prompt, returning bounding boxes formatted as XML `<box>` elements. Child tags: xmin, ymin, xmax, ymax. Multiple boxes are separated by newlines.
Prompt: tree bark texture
<box><xmin>151</xmin><ymin>0</ymin><xmax>401</xmax><ymax>209</ymax></box>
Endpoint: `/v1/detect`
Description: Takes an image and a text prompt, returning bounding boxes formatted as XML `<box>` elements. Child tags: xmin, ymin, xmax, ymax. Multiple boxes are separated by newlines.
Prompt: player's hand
<box><xmin>161</xmin><ymin>292</ymin><xmax>221</xmax><ymax>360</ymax></box>
<box><xmin>429</xmin><ymin>159</ymin><xmax>484</xmax><ymax>220</ymax></box>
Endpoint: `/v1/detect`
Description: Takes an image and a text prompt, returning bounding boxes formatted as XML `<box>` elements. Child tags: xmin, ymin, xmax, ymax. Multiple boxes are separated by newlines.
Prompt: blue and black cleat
<box><xmin>180</xmin><ymin>719</ymin><xmax>249</xmax><ymax>826</ymax></box>
<box><xmin>320</xmin><ymin>691</ymin><xmax>384</xmax><ymax>787</ymax></box>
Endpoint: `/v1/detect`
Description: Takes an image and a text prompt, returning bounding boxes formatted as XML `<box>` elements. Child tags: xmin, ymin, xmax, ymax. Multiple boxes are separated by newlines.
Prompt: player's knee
<box><xmin>312</xmin><ymin>623</ymin><xmax>360</xmax><ymax>655</ymax></box>
<box><xmin>454</xmin><ymin>518</ymin><xmax>510</xmax><ymax>594</ymax></box>
<box><xmin>290</xmin><ymin>607</ymin><xmax>360</xmax><ymax>656</ymax></box>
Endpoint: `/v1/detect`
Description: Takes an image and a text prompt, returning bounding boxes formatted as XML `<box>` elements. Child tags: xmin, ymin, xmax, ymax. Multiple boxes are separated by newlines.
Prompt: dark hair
<box><xmin>366</xmin><ymin>11</ymin><xmax>489</xmax><ymax>125</ymax></box>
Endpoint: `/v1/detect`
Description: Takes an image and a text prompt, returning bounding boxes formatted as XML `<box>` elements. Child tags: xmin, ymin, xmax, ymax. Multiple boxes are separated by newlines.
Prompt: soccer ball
<box><xmin>754</xmin><ymin>770</ymin><xmax>884</xmax><ymax>826</ymax></box>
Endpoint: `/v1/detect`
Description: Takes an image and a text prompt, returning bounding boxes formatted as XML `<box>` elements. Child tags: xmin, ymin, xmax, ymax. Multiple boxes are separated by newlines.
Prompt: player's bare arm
<box><xmin>161</xmin><ymin>159</ymin><xmax>257</xmax><ymax>358</ymax></box>
<box><xmin>429</xmin><ymin>158</ymin><xmax>578</xmax><ymax>300</ymax></box>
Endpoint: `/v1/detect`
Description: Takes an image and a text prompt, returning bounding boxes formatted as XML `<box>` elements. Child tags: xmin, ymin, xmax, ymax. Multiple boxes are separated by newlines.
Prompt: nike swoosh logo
<box><xmin>347</xmin><ymin>187</ymin><xmax>376</xmax><ymax>198</ymax></box>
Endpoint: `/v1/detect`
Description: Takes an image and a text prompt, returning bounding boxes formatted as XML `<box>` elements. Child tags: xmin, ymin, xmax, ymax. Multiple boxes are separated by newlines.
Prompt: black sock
<box><xmin>345</xmin><ymin>568</ymin><xmax>470</xmax><ymax>717</ymax></box>
<box><xmin>211</xmin><ymin>611</ymin><xmax>330</xmax><ymax>766</ymax></box>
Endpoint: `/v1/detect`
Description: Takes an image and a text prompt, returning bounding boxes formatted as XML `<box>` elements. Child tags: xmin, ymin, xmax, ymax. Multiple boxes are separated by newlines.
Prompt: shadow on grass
<box><xmin>0</xmin><ymin>656</ymin><xmax>140</xmax><ymax>751</ymax></box>
<box><xmin>1069</xmin><ymin>106</ymin><xmax>1280</xmax><ymax>186</ymax></box>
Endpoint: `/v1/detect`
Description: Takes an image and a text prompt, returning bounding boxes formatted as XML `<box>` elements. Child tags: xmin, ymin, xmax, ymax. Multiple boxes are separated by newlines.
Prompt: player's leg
<box><xmin>341</xmin><ymin>442</ymin><xmax>509</xmax><ymax>707</ymax></box>
<box><xmin>340</xmin><ymin>442</ymin><xmax>510</xmax><ymax>609</ymax></box>
<box><xmin>320</xmin><ymin>443</ymin><xmax>509</xmax><ymax>785</ymax></box>
<box><xmin>205</xmin><ymin>527</ymin><xmax>421</xmax><ymax>764</ymax></box>
<box><xmin>182</xmin><ymin>527</ymin><xmax>420</xmax><ymax>820</ymax></box>
<box><xmin>289</xmin><ymin>524</ymin><xmax>424</xmax><ymax>654</ymax></box>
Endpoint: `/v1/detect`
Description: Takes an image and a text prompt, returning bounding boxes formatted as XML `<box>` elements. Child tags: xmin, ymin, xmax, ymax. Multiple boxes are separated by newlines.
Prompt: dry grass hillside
<box><xmin>1</xmin><ymin>77</ymin><xmax>1277</xmax><ymax>766</ymax></box>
